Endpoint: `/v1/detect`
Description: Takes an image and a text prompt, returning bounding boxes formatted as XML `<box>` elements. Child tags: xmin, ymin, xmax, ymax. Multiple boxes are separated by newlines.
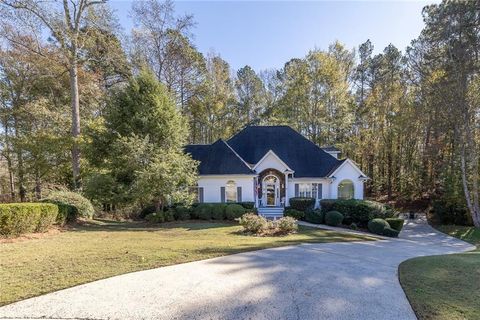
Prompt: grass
<box><xmin>0</xmin><ymin>219</ymin><xmax>376</xmax><ymax>306</ymax></box>
<box><xmin>399</xmin><ymin>225</ymin><xmax>480</xmax><ymax>320</ymax></box>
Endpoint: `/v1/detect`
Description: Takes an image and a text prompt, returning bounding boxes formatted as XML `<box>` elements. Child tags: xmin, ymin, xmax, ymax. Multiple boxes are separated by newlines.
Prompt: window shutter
<box><xmin>295</xmin><ymin>184</ymin><xmax>299</xmax><ymax>197</ymax></box>
<box><xmin>237</xmin><ymin>187</ymin><xmax>242</xmax><ymax>202</ymax></box>
<box><xmin>318</xmin><ymin>184</ymin><xmax>322</xmax><ymax>199</ymax></box>
<box><xmin>199</xmin><ymin>187</ymin><xmax>204</xmax><ymax>203</ymax></box>
<box><xmin>220</xmin><ymin>187</ymin><xmax>225</xmax><ymax>203</ymax></box>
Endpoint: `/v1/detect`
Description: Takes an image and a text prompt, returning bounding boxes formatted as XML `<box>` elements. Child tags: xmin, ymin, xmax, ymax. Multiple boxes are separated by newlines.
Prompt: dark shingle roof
<box><xmin>185</xmin><ymin>140</ymin><xmax>254</xmax><ymax>175</ymax></box>
<box><xmin>227</xmin><ymin>126</ymin><xmax>342</xmax><ymax>177</ymax></box>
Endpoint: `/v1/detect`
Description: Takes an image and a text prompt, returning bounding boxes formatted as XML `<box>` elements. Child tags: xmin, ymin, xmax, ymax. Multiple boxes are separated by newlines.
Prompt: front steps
<box><xmin>258</xmin><ymin>206</ymin><xmax>284</xmax><ymax>220</ymax></box>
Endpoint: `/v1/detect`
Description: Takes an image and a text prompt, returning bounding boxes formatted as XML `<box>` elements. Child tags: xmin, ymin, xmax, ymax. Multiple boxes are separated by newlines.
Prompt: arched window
<box><xmin>338</xmin><ymin>180</ymin><xmax>354</xmax><ymax>200</ymax></box>
<box><xmin>225</xmin><ymin>180</ymin><xmax>237</xmax><ymax>202</ymax></box>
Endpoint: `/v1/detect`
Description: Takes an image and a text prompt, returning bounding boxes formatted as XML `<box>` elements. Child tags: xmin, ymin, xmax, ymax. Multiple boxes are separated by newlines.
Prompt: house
<box><xmin>185</xmin><ymin>126</ymin><xmax>368</xmax><ymax>217</ymax></box>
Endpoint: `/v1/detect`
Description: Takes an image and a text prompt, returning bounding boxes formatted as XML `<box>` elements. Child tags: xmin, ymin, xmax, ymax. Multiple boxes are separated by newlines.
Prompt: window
<box><xmin>299</xmin><ymin>183</ymin><xmax>312</xmax><ymax>198</ymax></box>
<box><xmin>225</xmin><ymin>180</ymin><xmax>237</xmax><ymax>202</ymax></box>
<box><xmin>338</xmin><ymin>180</ymin><xmax>354</xmax><ymax>199</ymax></box>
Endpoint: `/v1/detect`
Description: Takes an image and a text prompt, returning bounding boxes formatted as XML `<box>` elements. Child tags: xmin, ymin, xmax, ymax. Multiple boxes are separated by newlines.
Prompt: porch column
<box><xmin>284</xmin><ymin>172</ymin><xmax>289</xmax><ymax>207</ymax></box>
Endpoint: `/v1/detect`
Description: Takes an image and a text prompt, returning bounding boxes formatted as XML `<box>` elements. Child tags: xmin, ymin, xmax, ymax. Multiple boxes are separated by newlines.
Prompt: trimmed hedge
<box><xmin>289</xmin><ymin>197</ymin><xmax>316</xmax><ymax>212</ymax></box>
<box><xmin>225</xmin><ymin>204</ymin><xmax>245</xmax><ymax>220</ymax></box>
<box><xmin>0</xmin><ymin>203</ymin><xmax>59</xmax><ymax>237</ymax></box>
<box><xmin>173</xmin><ymin>206</ymin><xmax>191</xmax><ymax>220</ymax></box>
<box><xmin>325</xmin><ymin>211</ymin><xmax>344</xmax><ymax>226</ymax></box>
<box><xmin>320</xmin><ymin>199</ymin><xmax>391</xmax><ymax>226</ymax></box>
<box><xmin>304</xmin><ymin>209</ymin><xmax>324</xmax><ymax>224</ymax></box>
<box><xmin>211</xmin><ymin>204</ymin><xmax>227</xmax><ymax>220</ymax></box>
<box><xmin>47</xmin><ymin>201</ymin><xmax>78</xmax><ymax>225</ymax></box>
<box><xmin>236</xmin><ymin>202</ymin><xmax>255</xmax><ymax>210</ymax></box>
<box><xmin>383</xmin><ymin>227</ymin><xmax>400</xmax><ymax>238</ymax></box>
<box><xmin>368</xmin><ymin>218</ymin><xmax>390</xmax><ymax>235</ymax></box>
<box><xmin>284</xmin><ymin>208</ymin><xmax>305</xmax><ymax>220</ymax></box>
<box><xmin>43</xmin><ymin>191</ymin><xmax>94</xmax><ymax>219</ymax></box>
<box><xmin>385</xmin><ymin>218</ymin><xmax>404</xmax><ymax>232</ymax></box>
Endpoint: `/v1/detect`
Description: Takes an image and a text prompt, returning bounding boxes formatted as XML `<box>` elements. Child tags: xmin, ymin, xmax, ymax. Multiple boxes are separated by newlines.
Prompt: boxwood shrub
<box><xmin>0</xmin><ymin>203</ymin><xmax>59</xmax><ymax>237</ymax></box>
<box><xmin>211</xmin><ymin>204</ymin><xmax>227</xmax><ymax>220</ymax></box>
<box><xmin>325</xmin><ymin>211</ymin><xmax>344</xmax><ymax>226</ymax></box>
<box><xmin>383</xmin><ymin>227</ymin><xmax>400</xmax><ymax>238</ymax></box>
<box><xmin>43</xmin><ymin>191</ymin><xmax>94</xmax><ymax>219</ymax></box>
<box><xmin>368</xmin><ymin>218</ymin><xmax>390</xmax><ymax>235</ymax></box>
<box><xmin>385</xmin><ymin>218</ymin><xmax>404</xmax><ymax>232</ymax></box>
<box><xmin>284</xmin><ymin>208</ymin><xmax>305</xmax><ymax>220</ymax></box>
<box><xmin>225</xmin><ymin>204</ymin><xmax>245</xmax><ymax>220</ymax></box>
<box><xmin>173</xmin><ymin>206</ymin><xmax>191</xmax><ymax>220</ymax></box>
<box><xmin>236</xmin><ymin>202</ymin><xmax>255</xmax><ymax>210</ymax></box>
<box><xmin>289</xmin><ymin>197</ymin><xmax>316</xmax><ymax>212</ymax></box>
<box><xmin>320</xmin><ymin>199</ymin><xmax>390</xmax><ymax>227</ymax></box>
<box><xmin>304</xmin><ymin>209</ymin><xmax>324</xmax><ymax>224</ymax></box>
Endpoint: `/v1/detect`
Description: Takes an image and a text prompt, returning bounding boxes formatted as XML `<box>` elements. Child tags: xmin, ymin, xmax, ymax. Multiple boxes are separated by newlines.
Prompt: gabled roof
<box><xmin>227</xmin><ymin>126</ymin><xmax>342</xmax><ymax>177</ymax></box>
<box><xmin>185</xmin><ymin>140</ymin><xmax>254</xmax><ymax>175</ymax></box>
<box><xmin>327</xmin><ymin>158</ymin><xmax>368</xmax><ymax>179</ymax></box>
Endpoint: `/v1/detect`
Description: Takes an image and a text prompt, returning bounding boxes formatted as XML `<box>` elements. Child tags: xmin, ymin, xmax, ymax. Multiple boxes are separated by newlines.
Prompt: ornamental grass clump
<box><xmin>238</xmin><ymin>213</ymin><xmax>298</xmax><ymax>236</ymax></box>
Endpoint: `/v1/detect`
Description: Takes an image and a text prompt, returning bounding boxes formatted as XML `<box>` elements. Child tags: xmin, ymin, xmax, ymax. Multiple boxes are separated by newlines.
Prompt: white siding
<box><xmin>329</xmin><ymin>161</ymin><xmax>364</xmax><ymax>199</ymax></box>
<box><xmin>254</xmin><ymin>152</ymin><xmax>289</xmax><ymax>173</ymax></box>
<box><xmin>198</xmin><ymin>176</ymin><xmax>255</xmax><ymax>203</ymax></box>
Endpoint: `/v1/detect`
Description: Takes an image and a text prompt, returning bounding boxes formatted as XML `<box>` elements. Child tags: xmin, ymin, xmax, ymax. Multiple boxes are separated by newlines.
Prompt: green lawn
<box><xmin>399</xmin><ymin>225</ymin><xmax>480</xmax><ymax>320</ymax></box>
<box><xmin>0</xmin><ymin>219</ymin><xmax>375</xmax><ymax>306</ymax></box>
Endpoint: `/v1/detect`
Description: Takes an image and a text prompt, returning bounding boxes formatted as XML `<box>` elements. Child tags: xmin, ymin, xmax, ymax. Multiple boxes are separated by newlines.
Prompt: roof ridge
<box><xmin>220</xmin><ymin>140</ymin><xmax>254</xmax><ymax>170</ymax></box>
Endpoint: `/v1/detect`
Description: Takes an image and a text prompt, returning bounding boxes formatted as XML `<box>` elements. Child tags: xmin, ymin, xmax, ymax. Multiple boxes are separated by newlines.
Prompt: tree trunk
<box><xmin>35</xmin><ymin>170</ymin><xmax>41</xmax><ymax>200</ymax></box>
<box><xmin>69</xmin><ymin>61</ymin><xmax>81</xmax><ymax>189</ymax></box>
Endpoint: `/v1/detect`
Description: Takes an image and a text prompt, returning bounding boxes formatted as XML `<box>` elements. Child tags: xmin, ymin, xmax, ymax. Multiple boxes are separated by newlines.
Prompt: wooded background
<box><xmin>0</xmin><ymin>0</ymin><xmax>479</xmax><ymax>225</ymax></box>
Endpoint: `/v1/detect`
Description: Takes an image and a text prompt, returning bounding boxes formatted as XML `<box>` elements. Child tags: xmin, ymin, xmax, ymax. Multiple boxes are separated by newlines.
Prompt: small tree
<box><xmin>86</xmin><ymin>70</ymin><xmax>198</xmax><ymax>209</ymax></box>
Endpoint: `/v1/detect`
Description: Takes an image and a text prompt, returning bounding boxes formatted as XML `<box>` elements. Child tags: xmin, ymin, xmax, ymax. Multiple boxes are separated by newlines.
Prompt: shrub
<box><xmin>349</xmin><ymin>222</ymin><xmax>358</xmax><ymax>230</ymax></box>
<box><xmin>225</xmin><ymin>204</ymin><xmax>245</xmax><ymax>220</ymax></box>
<box><xmin>145</xmin><ymin>212</ymin><xmax>165</xmax><ymax>223</ymax></box>
<box><xmin>325</xmin><ymin>211</ymin><xmax>344</xmax><ymax>226</ymax></box>
<box><xmin>289</xmin><ymin>197</ymin><xmax>316</xmax><ymax>212</ymax></box>
<box><xmin>385</xmin><ymin>218</ymin><xmax>404</xmax><ymax>232</ymax></box>
<box><xmin>320</xmin><ymin>199</ymin><xmax>390</xmax><ymax>227</ymax></box>
<box><xmin>284</xmin><ymin>208</ymin><xmax>305</xmax><ymax>220</ymax></box>
<box><xmin>211</xmin><ymin>204</ymin><xmax>227</xmax><ymax>220</ymax></box>
<box><xmin>368</xmin><ymin>218</ymin><xmax>390</xmax><ymax>235</ymax></box>
<box><xmin>238</xmin><ymin>213</ymin><xmax>267</xmax><ymax>234</ymax></box>
<box><xmin>236</xmin><ymin>202</ymin><xmax>255</xmax><ymax>210</ymax></box>
<box><xmin>174</xmin><ymin>206</ymin><xmax>191</xmax><ymax>220</ymax></box>
<box><xmin>163</xmin><ymin>208</ymin><xmax>175</xmax><ymax>222</ymax></box>
<box><xmin>304</xmin><ymin>209</ymin><xmax>324</xmax><ymax>224</ymax></box>
<box><xmin>195</xmin><ymin>204</ymin><xmax>213</xmax><ymax>220</ymax></box>
<box><xmin>139</xmin><ymin>205</ymin><xmax>156</xmax><ymax>219</ymax></box>
<box><xmin>383</xmin><ymin>227</ymin><xmax>400</xmax><ymax>238</ymax></box>
<box><xmin>43</xmin><ymin>191</ymin><xmax>94</xmax><ymax>219</ymax></box>
<box><xmin>275</xmin><ymin>216</ymin><xmax>298</xmax><ymax>234</ymax></box>
<box><xmin>0</xmin><ymin>203</ymin><xmax>59</xmax><ymax>237</ymax></box>
<box><xmin>431</xmin><ymin>199</ymin><xmax>471</xmax><ymax>226</ymax></box>
<box><xmin>50</xmin><ymin>201</ymin><xmax>78</xmax><ymax>225</ymax></box>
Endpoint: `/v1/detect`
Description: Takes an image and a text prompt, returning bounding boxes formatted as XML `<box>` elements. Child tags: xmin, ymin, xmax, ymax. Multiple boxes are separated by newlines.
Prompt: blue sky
<box><xmin>110</xmin><ymin>1</ymin><xmax>436</xmax><ymax>71</ymax></box>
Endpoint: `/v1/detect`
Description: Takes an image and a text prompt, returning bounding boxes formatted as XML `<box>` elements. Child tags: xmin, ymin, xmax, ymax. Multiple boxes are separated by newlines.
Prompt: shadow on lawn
<box><xmin>68</xmin><ymin>219</ymin><xmax>237</xmax><ymax>233</ymax></box>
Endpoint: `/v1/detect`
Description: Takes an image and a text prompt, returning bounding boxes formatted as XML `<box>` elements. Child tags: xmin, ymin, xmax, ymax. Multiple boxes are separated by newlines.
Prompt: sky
<box><xmin>109</xmin><ymin>0</ymin><xmax>437</xmax><ymax>71</ymax></box>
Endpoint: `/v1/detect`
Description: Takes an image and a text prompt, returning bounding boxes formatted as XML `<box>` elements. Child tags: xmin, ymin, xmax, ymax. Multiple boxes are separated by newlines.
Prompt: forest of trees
<box><xmin>0</xmin><ymin>0</ymin><xmax>479</xmax><ymax>225</ymax></box>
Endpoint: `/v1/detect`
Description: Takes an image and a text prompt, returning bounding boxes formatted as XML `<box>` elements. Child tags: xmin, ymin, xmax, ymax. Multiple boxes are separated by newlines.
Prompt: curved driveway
<box><xmin>0</xmin><ymin>218</ymin><xmax>475</xmax><ymax>320</ymax></box>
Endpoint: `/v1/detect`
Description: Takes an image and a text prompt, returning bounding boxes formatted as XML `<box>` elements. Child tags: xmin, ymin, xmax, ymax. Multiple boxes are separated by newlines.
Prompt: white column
<box><xmin>284</xmin><ymin>172</ymin><xmax>289</xmax><ymax>207</ymax></box>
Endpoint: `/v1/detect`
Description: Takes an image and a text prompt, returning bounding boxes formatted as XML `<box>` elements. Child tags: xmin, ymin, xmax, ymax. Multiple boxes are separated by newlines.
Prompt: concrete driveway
<box><xmin>0</xmin><ymin>218</ymin><xmax>474</xmax><ymax>320</ymax></box>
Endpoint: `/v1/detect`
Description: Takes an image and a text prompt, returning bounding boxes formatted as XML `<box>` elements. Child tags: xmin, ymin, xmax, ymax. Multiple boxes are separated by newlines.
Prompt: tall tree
<box><xmin>0</xmin><ymin>0</ymin><xmax>113</xmax><ymax>188</ymax></box>
<box><xmin>234</xmin><ymin>66</ymin><xmax>266</xmax><ymax>128</ymax></box>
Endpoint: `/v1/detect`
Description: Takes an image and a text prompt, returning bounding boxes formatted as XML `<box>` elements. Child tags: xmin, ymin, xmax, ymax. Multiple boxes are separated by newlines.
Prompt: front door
<box><xmin>263</xmin><ymin>175</ymin><xmax>279</xmax><ymax>206</ymax></box>
<box><xmin>266</xmin><ymin>183</ymin><xmax>276</xmax><ymax>206</ymax></box>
